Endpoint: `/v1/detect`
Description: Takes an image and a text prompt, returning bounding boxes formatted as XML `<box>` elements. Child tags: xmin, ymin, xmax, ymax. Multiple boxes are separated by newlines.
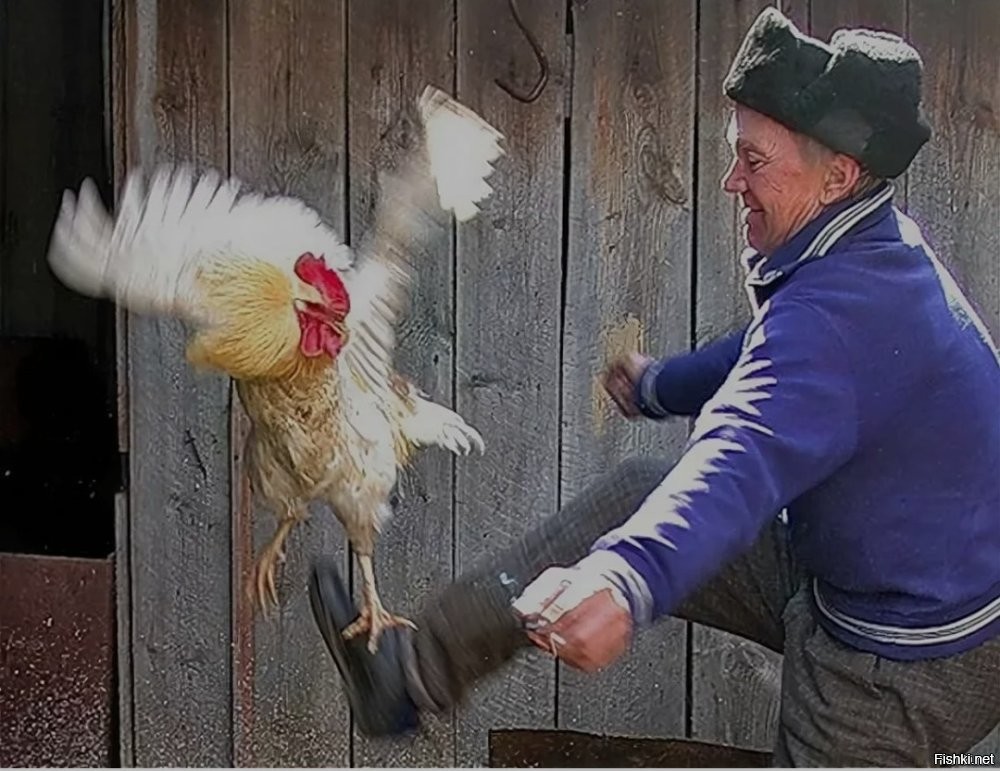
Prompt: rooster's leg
<box><xmin>342</xmin><ymin>554</ymin><xmax>417</xmax><ymax>654</ymax></box>
<box><xmin>250</xmin><ymin>510</ymin><xmax>302</xmax><ymax>611</ymax></box>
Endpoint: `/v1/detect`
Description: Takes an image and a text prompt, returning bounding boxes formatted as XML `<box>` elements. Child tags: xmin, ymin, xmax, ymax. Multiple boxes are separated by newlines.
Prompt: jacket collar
<box><xmin>742</xmin><ymin>181</ymin><xmax>896</xmax><ymax>293</ymax></box>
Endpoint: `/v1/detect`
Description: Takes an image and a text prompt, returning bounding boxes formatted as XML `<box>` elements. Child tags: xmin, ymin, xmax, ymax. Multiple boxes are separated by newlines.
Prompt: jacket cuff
<box><xmin>575</xmin><ymin>548</ymin><xmax>655</xmax><ymax>627</ymax></box>
<box><xmin>634</xmin><ymin>358</ymin><xmax>671</xmax><ymax>419</ymax></box>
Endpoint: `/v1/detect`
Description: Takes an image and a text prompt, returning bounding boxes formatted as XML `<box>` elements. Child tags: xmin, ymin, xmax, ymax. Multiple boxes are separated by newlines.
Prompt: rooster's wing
<box><xmin>336</xmin><ymin>86</ymin><xmax>504</xmax><ymax>402</ymax></box>
<box><xmin>46</xmin><ymin>165</ymin><xmax>353</xmax><ymax>328</ymax></box>
<box><xmin>46</xmin><ymin>86</ymin><xmax>503</xmax><ymax>386</ymax></box>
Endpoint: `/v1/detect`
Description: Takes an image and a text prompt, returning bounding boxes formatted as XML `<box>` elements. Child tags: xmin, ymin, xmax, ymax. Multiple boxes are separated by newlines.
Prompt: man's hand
<box><xmin>602</xmin><ymin>352</ymin><xmax>655</xmax><ymax>419</ymax></box>
<box><xmin>512</xmin><ymin>564</ymin><xmax>633</xmax><ymax>673</ymax></box>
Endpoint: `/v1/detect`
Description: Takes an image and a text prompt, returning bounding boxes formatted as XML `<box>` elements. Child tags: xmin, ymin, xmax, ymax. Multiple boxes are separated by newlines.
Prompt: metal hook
<box><xmin>494</xmin><ymin>0</ymin><xmax>549</xmax><ymax>103</ymax></box>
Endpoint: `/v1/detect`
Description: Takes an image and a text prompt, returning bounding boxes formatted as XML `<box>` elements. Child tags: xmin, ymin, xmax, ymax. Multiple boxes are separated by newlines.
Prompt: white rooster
<box><xmin>46</xmin><ymin>85</ymin><xmax>504</xmax><ymax>652</ymax></box>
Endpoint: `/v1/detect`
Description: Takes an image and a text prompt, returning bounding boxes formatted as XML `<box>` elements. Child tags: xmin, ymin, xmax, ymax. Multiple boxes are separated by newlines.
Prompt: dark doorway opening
<box><xmin>0</xmin><ymin>0</ymin><xmax>121</xmax><ymax>560</ymax></box>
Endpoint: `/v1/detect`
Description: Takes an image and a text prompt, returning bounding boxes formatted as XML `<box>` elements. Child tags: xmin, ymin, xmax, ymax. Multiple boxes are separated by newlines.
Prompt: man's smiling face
<box><xmin>721</xmin><ymin>105</ymin><xmax>837</xmax><ymax>255</ymax></box>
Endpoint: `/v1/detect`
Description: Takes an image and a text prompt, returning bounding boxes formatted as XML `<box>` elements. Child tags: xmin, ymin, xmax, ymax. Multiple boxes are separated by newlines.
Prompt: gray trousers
<box><xmin>408</xmin><ymin>457</ymin><xmax>1000</xmax><ymax>766</ymax></box>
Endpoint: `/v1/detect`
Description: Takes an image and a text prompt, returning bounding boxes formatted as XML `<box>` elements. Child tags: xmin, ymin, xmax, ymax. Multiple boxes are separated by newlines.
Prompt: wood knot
<box><xmin>971</xmin><ymin>99</ymin><xmax>999</xmax><ymax>134</ymax></box>
<box><xmin>153</xmin><ymin>85</ymin><xmax>186</xmax><ymax>116</ymax></box>
<box><xmin>637</xmin><ymin>126</ymin><xmax>686</xmax><ymax>207</ymax></box>
<box><xmin>378</xmin><ymin>110</ymin><xmax>418</xmax><ymax>157</ymax></box>
<box><xmin>266</xmin><ymin>132</ymin><xmax>327</xmax><ymax>193</ymax></box>
<box><xmin>467</xmin><ymin>372</ymin><xmax>500</xmax><ymax>390</ymax></box>
<box><xmin>631</xmin><ymin>82</ymin><xmax>656</xmax><ymax>112</ymax></box>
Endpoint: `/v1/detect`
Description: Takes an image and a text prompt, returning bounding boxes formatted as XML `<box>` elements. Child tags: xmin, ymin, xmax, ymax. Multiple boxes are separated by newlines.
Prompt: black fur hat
<box><xmin>723</xmin><ymin>7</ymin><xmax>931</xmax><ymax>178</ymax></box>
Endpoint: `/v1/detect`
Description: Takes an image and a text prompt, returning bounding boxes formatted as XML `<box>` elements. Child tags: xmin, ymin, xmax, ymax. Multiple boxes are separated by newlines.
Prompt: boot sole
<box><xmin>307</xmin><ymin>558</ymin><xmax>418</xmax><ymax>737</ymax></box>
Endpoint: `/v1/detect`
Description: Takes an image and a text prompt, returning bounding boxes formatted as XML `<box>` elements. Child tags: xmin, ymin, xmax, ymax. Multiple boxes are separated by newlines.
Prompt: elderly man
<box><xmin>309</xmin><ymin>9</ymin><xmax>1000</xmax><ymax>765</ymax></box>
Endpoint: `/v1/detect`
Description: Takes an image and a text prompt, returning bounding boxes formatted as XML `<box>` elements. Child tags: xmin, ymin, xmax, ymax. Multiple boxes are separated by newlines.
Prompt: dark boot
<box><xmin>307</xmin><ymin>553</ymin><xmax>530</xmax><ymax>736</ymax></box>
<box><xmin>308</xmin><ymin>557</ymin><xmax>420</xmax><ymax>737</ymax></box>
<box><xmin>310</xmin><ymin>457</ymin><xmax>671</xmax><ymax>735</ymax></box>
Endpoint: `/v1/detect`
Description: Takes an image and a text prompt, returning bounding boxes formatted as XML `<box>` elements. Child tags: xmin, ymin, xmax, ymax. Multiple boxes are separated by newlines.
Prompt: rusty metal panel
<box><xmin>0</xmin><ymin>552</ymin><xmax>115</xmax><ymax>767</ymax></box>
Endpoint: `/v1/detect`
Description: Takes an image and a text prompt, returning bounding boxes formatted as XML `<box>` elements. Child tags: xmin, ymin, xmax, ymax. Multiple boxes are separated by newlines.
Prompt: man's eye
<box><xmin>747</xmin><ymin>157</ymin><xmax>764</xmax><ymax>170</ymax></box>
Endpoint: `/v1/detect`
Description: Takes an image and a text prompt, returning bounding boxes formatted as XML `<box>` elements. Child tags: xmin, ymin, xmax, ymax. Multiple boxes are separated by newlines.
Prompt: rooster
<box><xmin>46</xmin><ymin>86</ymin><xmax>504</xmax><ymax>652</ymax></box>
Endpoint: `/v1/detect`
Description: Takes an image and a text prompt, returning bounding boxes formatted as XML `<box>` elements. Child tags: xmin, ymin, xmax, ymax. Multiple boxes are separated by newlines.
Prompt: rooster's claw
<box><xmin>343</xmin><ymin>604</ymin><xmax>417</xmax><ymax>655</ymax></box>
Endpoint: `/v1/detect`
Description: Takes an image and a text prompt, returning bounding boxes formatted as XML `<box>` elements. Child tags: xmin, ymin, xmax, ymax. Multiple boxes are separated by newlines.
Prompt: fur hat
<box><xmin>723</xmin><ymin>7</ymin><xmax>931</xmax><ymax>178</ymax></box>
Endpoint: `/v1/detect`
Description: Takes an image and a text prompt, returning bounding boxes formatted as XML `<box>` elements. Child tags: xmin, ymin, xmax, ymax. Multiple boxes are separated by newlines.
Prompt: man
<box><xmin>309</xmin><ymin>8</ymin><xmax>1000</xmax><ymax>765</ymax></box>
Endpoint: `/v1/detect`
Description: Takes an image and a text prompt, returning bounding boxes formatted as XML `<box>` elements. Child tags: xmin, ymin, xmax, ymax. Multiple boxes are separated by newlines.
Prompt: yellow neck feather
<box><xmin>185</xmin><ymin>259</ymin><xmax>315</xmax><ymax>381</ymax></box>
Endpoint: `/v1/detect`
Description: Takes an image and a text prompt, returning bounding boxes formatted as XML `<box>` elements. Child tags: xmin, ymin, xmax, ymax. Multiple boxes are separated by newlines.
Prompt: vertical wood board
<box><xmin>227</xmin><ymin>0</ymin><xmax>351</xmax><ymax>765</ymax></box>
<box><xmin>910</xmin><ymin>0</ymin><xmax>1000</xmax><ymax>758</ymax></box>
<box><xmin>779</xmin><ymin>0</ymin><xmax>810</xmax><ymax>31</ymax></box>
<box><xmin>111</xmin><ymin>0</ymin><xmax>131</xmax><ymax>456</ymax></box>
<box><xmin>908</xmin><ymin>0</ymin><xmax>1000</xmax><ymax>341</ymax></box>
<box><xmin>811</xmin><ymin>0</ymin><xmax>904</xmax><ymax>34</ymax></box>
<box><xmin>122</xmin><ymin>0</ymin><xmax>234</xmax><ymax>764</ymax></box>
<box><xmin>346</xmin><ymin>2</ymin><xmax>458</xmax><ymax>763</ymax></box>
<box><xmin>455</xmin><ymin>0</ymin><xmax>567</xmax><ymax>764</ymax></box>
<box><xmin>114</xmin><ymin>493</ymin><xmax>135</xmax><ymax>767</ymax></box>
<box><xmin>110</xmin><ymin>3</ymin><xmax>133</xmax><ymax>761</ymax></box>
<box><xmin>693</xmin><ymin>0</ymin><xmax>771</xmax><ymax>350</ymax></box>
<box><xmin>690</xmin><ymin>0</ymin><xmax>782</xmax><ymax>752</ymax></box>
<box><xmin>558</xmin><ymin>0</ymin><xmax>695</xmax><ymax>739</ymax></box>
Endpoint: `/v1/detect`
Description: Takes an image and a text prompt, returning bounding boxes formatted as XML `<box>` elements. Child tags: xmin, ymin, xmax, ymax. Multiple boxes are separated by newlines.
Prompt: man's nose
<box><xmin>721</xmin><ymin>157</ymin><xmax>745</xmax><ymax>194</ymax></box>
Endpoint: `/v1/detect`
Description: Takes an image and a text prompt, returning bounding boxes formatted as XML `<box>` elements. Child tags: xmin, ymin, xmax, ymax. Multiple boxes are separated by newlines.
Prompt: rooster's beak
<box><xmin>295</xmin><ymin>282</ymin><xmax>325</xmax><ymax>306</ymax></box>
<box><xmin>293</xmin><ymin>298</ymin><xmax>344</xmax><ymax>328</ymax></box>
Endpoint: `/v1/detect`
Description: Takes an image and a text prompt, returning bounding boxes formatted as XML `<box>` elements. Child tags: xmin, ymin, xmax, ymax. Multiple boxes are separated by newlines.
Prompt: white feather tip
<box><xmin>418</xmin><ymin>85</ymin><xmax>505</xmax><ymax>223</ymax></box>
<box><xmin>46</xmin><ymin>177</ymin><xmax>113</xmax><ymax>299</ymax></box>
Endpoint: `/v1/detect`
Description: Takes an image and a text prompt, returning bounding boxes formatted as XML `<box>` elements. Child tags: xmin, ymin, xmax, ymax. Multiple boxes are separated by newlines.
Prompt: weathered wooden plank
<box><xmin>911</xmin><ymin>0</ymin><xmax>1000</xmax><ymax>758</ymax></box>
<box><xmin>111</xmin><ymin>0</ymin><xmax>131</xmax><ymax>456</ymax></box>
<box><xmin>347</xmin><ymin>2</ymin><xmax>456</xmax><ymax>764</ymax></box>
<box><xmin>1</xmin><ymin>0</ymin><xmax>108</xmax><ymax>348</ymax></box>
<box><xmin>557</xmin><ymin>0</ymin><xmax>694</xmax><ymax>739</ymax></box>
<box><xmin>693</xmin><ymin>0</ymin><xmax>768</xmax><ymax>350</ymax></box>
<box><xmin>227</xmin><ymin>1</ymin><xmax>350</xmax><ymax>766</ymax></box>
<box><xmin>908</xmin><ymin>0</ymin><xmax>1000</xmax><ymax>341</ymax></box>
<box><xmin>114</xmin><ymin>492</ymin><xmax>135</xmax><ymax>767</ymax></box>
<box><xmin>454</xmin><ymin>0</ymin><xmax>566</xmax><ymax>764</ymax></box>
<box><xmin>691</xmin><ymin>0</ymin><xmax>783</xmax><ymax>753</ymax></box>
<box><xmin>779</xmin><ymin>0</ymin><xmax>809</xmax><ymax>31</ymax></box>
<box><xmin>690</xmin><ymin>630</ymin><xmax>781</xmax><ymax>751</ymax></box>
<box><xmin>122</xmin><ymin>0</ymin><xmax>233</xmax><ymax>764</ymax></box>
<box><xmin>96</xmin><ymin>0</ymin><xmax>120</xmax><ymax>441</ymax></box>
<box><xmin>111</xmin><ymin>9</ymin><xmax>133</xmax><ymax>760</ymax></box>
<box><xmin>811</xmin><ymin>0</ymin><xmax>905</xmax><ymax>35</ymax></box>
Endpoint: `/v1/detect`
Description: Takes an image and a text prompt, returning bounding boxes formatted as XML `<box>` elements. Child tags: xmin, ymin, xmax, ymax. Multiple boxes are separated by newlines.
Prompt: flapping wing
<box><xmin>338</xmin><ymin>85</ymin><xmax>505</xmax><ymax>396</ymax></box>
<box><xmin>47</xmin><ymin>165</ymin><xmax>351</xmax><ymax>327</ymax></box>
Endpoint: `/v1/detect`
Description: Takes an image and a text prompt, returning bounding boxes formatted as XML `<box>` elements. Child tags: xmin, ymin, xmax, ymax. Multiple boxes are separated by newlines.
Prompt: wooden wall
<box><xmin>112</xmin><ymin>0</ymin><xmax>1000</xmax><ymax>766</ymax></box>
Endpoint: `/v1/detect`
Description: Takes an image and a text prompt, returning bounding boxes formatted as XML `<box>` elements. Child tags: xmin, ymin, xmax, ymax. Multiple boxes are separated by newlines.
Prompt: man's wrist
<box><xmin>574</xmin><ymin>549</ymin><xmax>654</xmax><ymax>627</ymax></box>
<box><xmin>634</xmin><ymin>358</ymin><xmax>670</xmax><ymax>419</ymax></box>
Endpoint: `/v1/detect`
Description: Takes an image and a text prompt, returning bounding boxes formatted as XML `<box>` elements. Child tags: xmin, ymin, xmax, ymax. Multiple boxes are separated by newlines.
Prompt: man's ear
<box><xmin>821</xmin><ymin>154</ymin><xmax>863</xmax><ymax>204</ymax></box>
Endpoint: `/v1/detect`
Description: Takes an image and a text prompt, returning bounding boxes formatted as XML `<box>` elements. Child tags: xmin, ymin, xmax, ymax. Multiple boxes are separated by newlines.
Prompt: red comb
<box><xmin>295</xmin><ymin>252</ymin><xmax>350</xmax><ymax>316</ymax></box>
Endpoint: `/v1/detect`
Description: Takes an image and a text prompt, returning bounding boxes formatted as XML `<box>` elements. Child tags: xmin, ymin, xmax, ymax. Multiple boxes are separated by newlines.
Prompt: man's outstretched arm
<box><xmin>633</xmin><ymin>326</ymin><xmax>747</xmax><ymax>419</ymax></box>
<box><xmin>517</xmin><ymin>298</ymin><xmax>858</xmax><ymax>666</ymax></box>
